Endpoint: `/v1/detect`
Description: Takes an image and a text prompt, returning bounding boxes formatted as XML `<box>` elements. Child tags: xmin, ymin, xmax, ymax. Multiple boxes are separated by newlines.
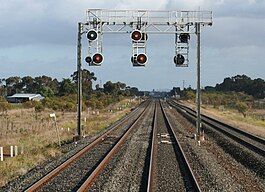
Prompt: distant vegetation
<box><xmin>205</xmin><ymin>74</ymin><xmax>265</xmax><ymax>99</ymax></box>
<box><xmin>0</xmin><ymin>69</ymin><xmax>142</xmax><ymax>111</ymax></box>
<box><xmin>169</xmin><ymin>75</ymin><xmax>265</xmax><ymax>117</ymax></box>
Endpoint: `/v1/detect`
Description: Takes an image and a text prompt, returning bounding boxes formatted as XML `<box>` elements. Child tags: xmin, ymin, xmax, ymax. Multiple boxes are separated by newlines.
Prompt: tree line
<box><xmin>169</xmin><ymin>74</ymin><xmax>265</xmax><ymax>117</ymax></box>
<box><xmin>0</xmin><ymin>69</ymin><xmax>141</xmax><ymax>98</ymax></box>
<box><xmin>0</xmin><ymin>69</ymin><xmax>142</xmax><ymax>112</ymax></box>
<box><xmin>169</xmin><ymin>74</ymin><xmax>264</xmax><ymax>100</ymax></box>
<box><xmin>205</xmin><ymin>74</ymin><xmax>265</xmax><ymax>99</ymax></box>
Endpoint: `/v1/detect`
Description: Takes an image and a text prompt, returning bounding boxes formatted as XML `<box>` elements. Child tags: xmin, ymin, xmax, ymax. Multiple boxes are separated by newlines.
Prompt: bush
<box><xmin>22</xmin><ymin>101</ymin><xmax>37</xmax><ymax>108</ymax></box>
<box><xmin>185</xmin><ymin>90</ymin><xmax>196</xmax><ymax>101</ymax></box>
<box><xmin>35</xmin><ymin>103</ymin><xmax>45</xmax><ymax>113</ymax></box>
<box><xmin>0</xmin><ymin>97</ymin><xmax>11</xmax><ymax>113</ymax></box>
<box><xmin>41</xmin><ymin>95</ymin><xmax>77</xmax><ymax>112</ymax></box>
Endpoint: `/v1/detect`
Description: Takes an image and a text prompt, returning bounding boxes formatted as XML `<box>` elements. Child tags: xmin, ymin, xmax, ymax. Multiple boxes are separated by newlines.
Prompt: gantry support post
<box><xmin>77</xmin><ymin>22</ymin><xmax>82</xmax><ymax>140</ymax></box>
<box><xmin>196</xmin><ymin>22</ymin><xmax>202</xmax><ymax>142</ymax></box>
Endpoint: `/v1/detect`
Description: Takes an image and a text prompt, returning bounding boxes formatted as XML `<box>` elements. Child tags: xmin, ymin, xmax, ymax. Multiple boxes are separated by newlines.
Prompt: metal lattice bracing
<box><xmin>85</xmin><ymin>9</ymin><xmax>212</xmax><ymax>34</ymax></box>
<box><xmin>83</xmin><ymin>9</ymin><xmax>212</xmax><ymax>67</ymax></box>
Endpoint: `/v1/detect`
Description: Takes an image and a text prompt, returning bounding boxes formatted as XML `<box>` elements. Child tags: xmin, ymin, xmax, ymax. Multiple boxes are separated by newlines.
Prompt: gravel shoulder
<box><xmin>181</xmin><ymin>101</ymin><xmax>265</xmax><ymax>138</ymax></box>
<box><xmin>164</xmin><ymin>102</ymin><xmax>265</xmax><ymax>192</ymax></box>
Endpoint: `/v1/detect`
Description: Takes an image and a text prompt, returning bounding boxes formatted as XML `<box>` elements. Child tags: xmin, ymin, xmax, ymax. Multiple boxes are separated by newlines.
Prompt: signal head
<box><xmin>87</xmin><ymin>29</ymin><xmax>98</xmax><ymax>41</ymax></box>
<box><xmin>85</xmin><ymin>56</ymin><xmax>92</xmax><ymax>64</ymax></box>
<box><xmin>141</xmin><ymin>33</ymin><xmax>148</xmax><ymax>41</ymax></box>
<box><xmin>174</xmin><ymin>54</ymin><xmax>185</xmax><ymax>65</ymax></box>
<box><xmin>131</xmin><ymin>30</ymin><xmax>142</xmax><ymax>42</ymax></box>
<box><xmin>137</xmin><ymin>54</ymin><xmax>148</xmax><ymax>65</ymax></box>
<box><xmin>131</xmin><ymin>54</ymin><xmax>137</xmax><ymax>64</ymax></box>
<box><xmin>92</xmin><ymin>53</ymin><xmax>104</xmax><ymax>65</ymax></box>
<box><xmin>179</xmin><ymin>33</ymin><xmax>190</xmax><ymax>43</ymax></box>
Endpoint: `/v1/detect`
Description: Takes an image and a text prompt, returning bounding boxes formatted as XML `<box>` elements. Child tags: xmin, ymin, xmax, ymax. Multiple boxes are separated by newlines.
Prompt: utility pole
<box><xmin>196</xmin><ymin>22</ymin><xmax>202</xmax><ymax>142</ymax></box>
<box><xmin>77</xmin><ymin>22</ymin><xmax>82</xmax><ymax>140</ymax></box>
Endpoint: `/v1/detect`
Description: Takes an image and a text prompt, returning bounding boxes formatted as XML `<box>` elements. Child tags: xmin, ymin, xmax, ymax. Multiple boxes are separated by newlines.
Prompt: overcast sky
<box><xmin>0</xmin><ymin>0</ymin><xmax>264</xmax><ymax>90</ymax></box>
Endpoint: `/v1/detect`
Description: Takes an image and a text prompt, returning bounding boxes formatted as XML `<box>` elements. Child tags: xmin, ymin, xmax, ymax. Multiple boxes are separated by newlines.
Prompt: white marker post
<box><xmin>14</xmin><ymin>146</ymin><xmax>18</xmax><ymax>156</ymax></box>
<box><xmin>0</xmin><ymin>147</ymin><xmax>3</xmax><ymax>161</ymax></box>
<box><xmin>50</xmin><ymin>113</ymin><xmax>61</xmax><ymax>148</ymax></box>
<box><xmin>10</xmin><ymin>146</ymin><xmax>14</xmax><ymax>157</ymax></box>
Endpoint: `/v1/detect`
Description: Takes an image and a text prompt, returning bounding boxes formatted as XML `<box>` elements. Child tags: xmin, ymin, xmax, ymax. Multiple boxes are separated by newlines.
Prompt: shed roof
<box><xmin>7</xmin><ymin>94</ymin><xmax>44</xmax><ymax>99</ymax></box>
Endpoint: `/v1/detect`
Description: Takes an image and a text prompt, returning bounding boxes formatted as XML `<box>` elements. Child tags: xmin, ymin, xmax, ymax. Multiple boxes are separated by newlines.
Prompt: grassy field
<box><xmin>0</xmin><ymin>98</ymin><xmax>138</xmax><ymax>187</ymax></box>
<box><xmin>181</xmin><ymin>100</ymin><xmax>265</xmax><ymax>138</ymax></box>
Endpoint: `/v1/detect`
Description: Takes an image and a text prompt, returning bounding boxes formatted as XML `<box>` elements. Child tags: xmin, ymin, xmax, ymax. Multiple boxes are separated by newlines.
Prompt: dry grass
<box><xmin>0</xmin><ymin>99</ymin><xmax>138</xmax><ymax>187</ymax></box>
<box><xmin>181</xmin><ymin>101</ymin><xmax>265</xmax><ymax>138</ymax></box>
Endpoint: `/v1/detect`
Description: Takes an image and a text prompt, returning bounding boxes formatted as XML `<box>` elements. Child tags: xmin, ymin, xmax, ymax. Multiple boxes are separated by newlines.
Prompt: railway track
<box><xmin>168</xmin><ymin>99</ymin><xmax>265</xmax><ymax>157</ymax></box>
<box><xmin>25</xmin><ymin>100</ymin><xmax>151</xmax><ymax>192</ymax></box>
<box><xmin>147</xmin><ymin>100</ymin><xmax>201</xmax><ymax>192</ymax></box>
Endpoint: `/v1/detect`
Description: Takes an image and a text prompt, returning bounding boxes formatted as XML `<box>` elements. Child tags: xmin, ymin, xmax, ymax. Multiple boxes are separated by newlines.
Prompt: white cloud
<box><xmin>0</xmin><ymin>0</ymin><xmax>264</xmax><ymax>89</ymax></box>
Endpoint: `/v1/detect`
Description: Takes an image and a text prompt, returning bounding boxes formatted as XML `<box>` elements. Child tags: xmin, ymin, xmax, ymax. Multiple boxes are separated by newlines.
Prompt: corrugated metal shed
<box><xmin>6</xmin><ymin>94</ymin><xmax>44</xmax><ymax>103</ymax></box>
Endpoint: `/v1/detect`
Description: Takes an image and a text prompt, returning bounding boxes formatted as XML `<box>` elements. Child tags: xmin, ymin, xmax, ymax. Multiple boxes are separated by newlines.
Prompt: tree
<box><xmin>235</xmin><ymin>101</ymin><xmax>248</xmax><ymax>117</ymax></box>
<box><xmin>127</xmin><ymin>87</ymin><xmax>139</xmax><ymax>96</ymax></box>
<box><xmin>21</xmin><ymin>76</ymin><xmax>35</xmax><ymax>93</ymax></box>
<box><xmin>58</xmin><ymin>78</ymin><xmax>76</xmax><ymax>96</ymax></box>
<box><xmin>250</xmin><ymin>78</ymin><xmax>265</xmax><ymax>99</ymax></box>
<box><xmin>4</xmin><ymin>76</ymin><xmax>22</xmax><ymax>95</ymax></box>
<box><xmin>39</xmin><ymin>86</ymin><xmax>54</xmax><ymax>97</ymax></box>
<box><xmin>71</xmin><ymin>69</ymin><xmax>97</xmax><ymax>97</ymax></box>
<box><xmin>214</xmin><ymin>74</ymin><xmax>264</xmax><ymax>99</ymax></box>
<box><xmin>169</xmin><ymin>87</ymin><xmax>181</xmax><ymax>97</ymax></box>
<box><xmin>0</xmin><ymin>79</ymin><xmax>6</xmax><ymax>97</ymax></box>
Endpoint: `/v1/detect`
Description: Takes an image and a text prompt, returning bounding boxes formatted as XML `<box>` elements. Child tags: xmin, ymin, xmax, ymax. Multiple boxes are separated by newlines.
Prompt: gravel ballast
<box><xmin>155</xmin><ymin>103</ymin><xmax>187</xmax><ymax>192</ymax></box>
<box><xmin>88</xmin><ymin>101</ymin><xmax>155</xmax><ymax>191</ymax></box>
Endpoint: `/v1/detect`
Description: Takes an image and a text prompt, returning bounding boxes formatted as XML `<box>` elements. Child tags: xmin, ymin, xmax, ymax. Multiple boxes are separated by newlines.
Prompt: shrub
<box><xmin>22</xmin><ymin>101</ymin><xmax>37</xmax><ymax>108</ymax></box>
<box><xmin>35</xmin><ymin>103</ymin><xmax>45</xmax><ymax>113</ymax></box>
<box><xmin>0</xmin><ymin>97</ymin><xmax>11</xmax><ymax>113</ymax></box>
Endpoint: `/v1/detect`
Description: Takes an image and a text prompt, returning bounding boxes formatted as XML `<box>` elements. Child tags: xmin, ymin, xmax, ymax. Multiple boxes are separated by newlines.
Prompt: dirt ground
<box><xmin>0</xmin><ymin>98</ymin><xmax>139</xmax><ymax>187</ymax></box>
<box><xmin>180</xmin><ymin>100</ymin><xmax>265</xmax><ymax>138</ymax></box>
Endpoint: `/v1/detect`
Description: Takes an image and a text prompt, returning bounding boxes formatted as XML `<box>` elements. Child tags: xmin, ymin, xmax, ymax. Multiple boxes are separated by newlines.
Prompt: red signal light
<box><xmin>137</xmin><ymin>54</ymin><xmax>148</xmax><ymax>65</ymax></box>
<box><xmin>131</xmin><ymin>30</ymin><xmax>142</xmax><ymax>41</ymax></box>
<box><xmin>92</xmin><ymin>53</ymin><xmax>104</xmax><ymax>65</ymax></box>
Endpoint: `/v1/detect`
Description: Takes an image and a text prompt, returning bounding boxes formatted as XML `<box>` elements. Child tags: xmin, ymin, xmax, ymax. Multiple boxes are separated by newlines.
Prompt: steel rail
<box><xmin>168</xmin><ymin>100</ymin><xmax>265</xmax><ymax>156</ymax></box>
<box><xmin>77</xmin><ymin>100</ymin><xmax>153</xmax><ymax>191</ymax></box>
<box><xmin>25</xmin><ymin>100</ymin><xmax>149</xmax><ymax>192</ymax></box>
<box><xmin>160</xmin><ymin>100</ymin><xmax>201</xmax><ymax>192</ymax></box>
<box><xmin>147</xmin><ymin>101</ymin><xmax>157</xmax><ymax>192</ymax></box>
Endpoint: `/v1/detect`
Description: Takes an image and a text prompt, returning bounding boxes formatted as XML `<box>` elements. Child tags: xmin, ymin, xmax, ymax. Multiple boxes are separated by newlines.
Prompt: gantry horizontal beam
<box><xmin>86</xmin><ymin>9</ymin><xmax>213</xmax><ymax>26</ymax></box>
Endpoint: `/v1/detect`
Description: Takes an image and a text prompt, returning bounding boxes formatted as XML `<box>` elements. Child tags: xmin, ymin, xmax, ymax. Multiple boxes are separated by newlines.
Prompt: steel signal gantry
<box><xmin>76</xmin><ymin>9</ymin><xmax>213</xmax><ymax>142</ymax></box>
